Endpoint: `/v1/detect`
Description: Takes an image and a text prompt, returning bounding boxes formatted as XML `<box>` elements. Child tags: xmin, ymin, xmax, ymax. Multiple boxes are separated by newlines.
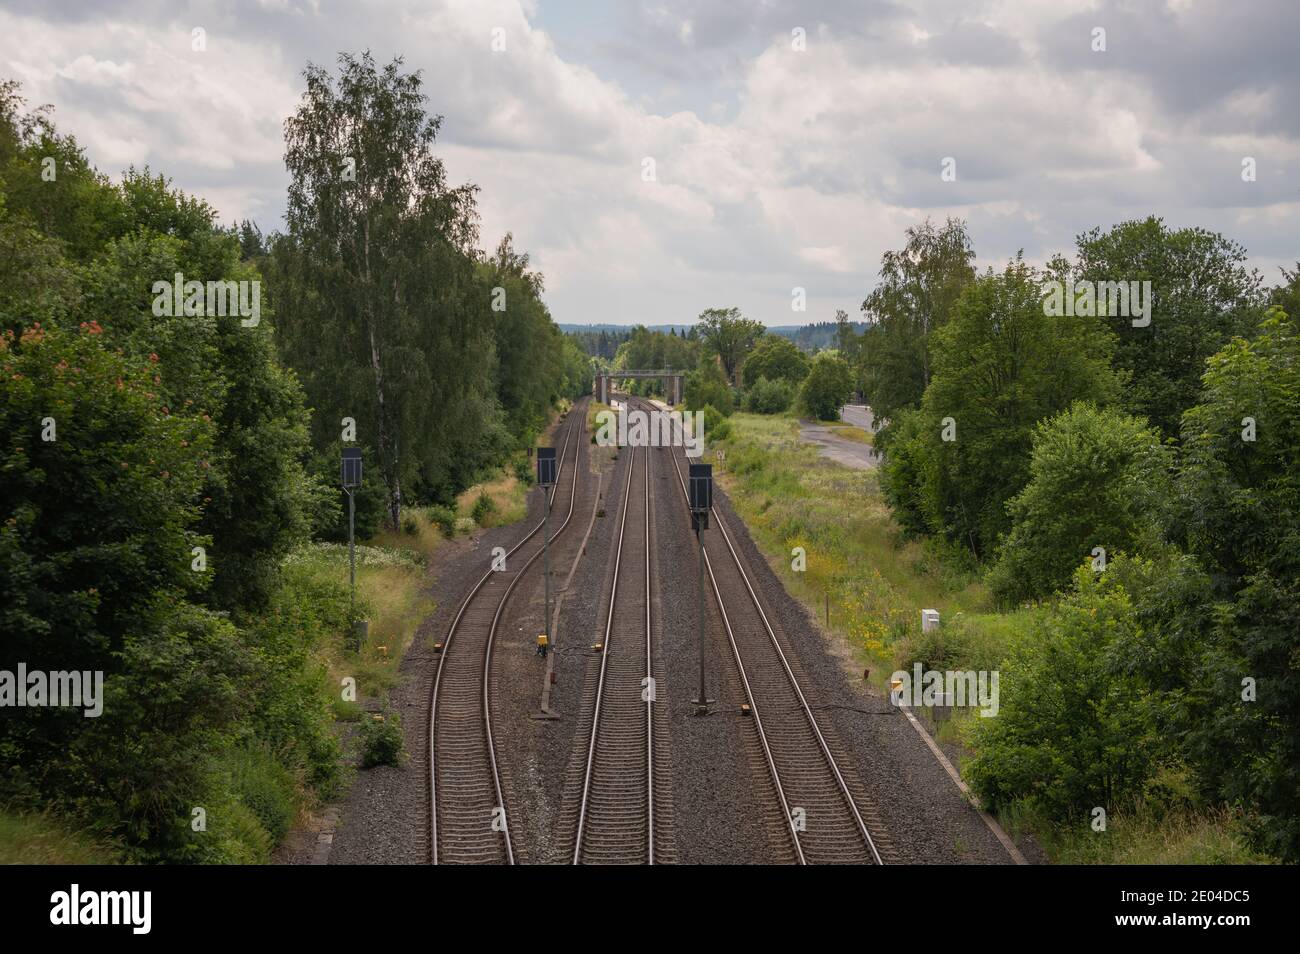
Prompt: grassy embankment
<box><xmin>301</xmin><ymin>403</ymin><xmax>568</xmax><ymax>704</ymax></box>
<box><xmin>313</xmin><ymin>457</ymin><xmax>539</xmax><ymax>703</ymax></box>
<box><xmin>708</xmin><ymin>410</ymin><xmax>1268</xmax><ymax>864</ymax></box>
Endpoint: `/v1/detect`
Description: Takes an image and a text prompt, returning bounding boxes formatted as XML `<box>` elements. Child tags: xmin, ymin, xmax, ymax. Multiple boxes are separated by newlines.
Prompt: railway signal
<box><xmin>689</xmin><ymin>463</ymin><xmax>713</xmax><ymax>715</ymax></box>
<box><xmin>536</xmin><ymin>446</ymin><xmax>556</xmax><ymax>486</ymax></box>
<box><xmin>341</xmin><ymin>447</ymin><xmax>362</xmax><ymax>606</ymax></box>
<box><xmin>538</xmin><ymin>447</ymin><xmax>557</xmax><ymax>652</ymax></box>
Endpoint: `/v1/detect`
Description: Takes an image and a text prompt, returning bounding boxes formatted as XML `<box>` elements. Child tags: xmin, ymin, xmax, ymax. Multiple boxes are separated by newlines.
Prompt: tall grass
<box><xmin>371</xmin><ymin>504</ymin><xmax>445</xmax><ymax>555</ymax></box>
<box><xmin>1011</xmin><ymin>803</ymin><xmax>1274</xmax><ymax>865</ymax></box>
<box><xmin>285</xmin><ymin>541</ymin><xmax>433</xmax><ymax>697</ymax></box>
<box><xmin>457</xmin><ymin>475</ymin><xmax>525</xmax><ymax>527</ymax></box>
<box><xmin>0</xmin><ymin>812</ymin><xmax>120</xmax><ymax>864</ymax></box>
<box><xmin>714</xmin><ymin>413</ymin><xmax>990</xmax><ymax>688</ymax></box>
<box><xmin>820</xmin><ymin>422</ymin><xmax>874</xmax><ymax>445</ymax></box>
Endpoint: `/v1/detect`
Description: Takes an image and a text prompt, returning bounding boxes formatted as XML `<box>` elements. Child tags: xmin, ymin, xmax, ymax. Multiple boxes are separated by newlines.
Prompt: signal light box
<box><xmin>537</xmin><ymin>447</ymin><xmax>557</xmax><ymax>487</ymax></box>
<box><xmin>689</xmin><ymin>463</ymin><xmax>712</xmax><ymax>530</ymax></box>
<box><xmin>341</xmin><ymin>447</ymin><xmax>363</xmax><ymax>489</ymax></box>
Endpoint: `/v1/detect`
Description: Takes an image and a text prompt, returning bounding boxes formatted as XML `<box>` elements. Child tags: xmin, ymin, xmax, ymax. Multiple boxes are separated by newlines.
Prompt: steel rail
<box><xmin>428</xmin><ymin>401</ymin><xmax>586</xmax><ymax>864</ymax></box>
<box><xmin>651</xmin><ymin>398</ymin><xmax>883</xmax><ymax>865</ymax></box>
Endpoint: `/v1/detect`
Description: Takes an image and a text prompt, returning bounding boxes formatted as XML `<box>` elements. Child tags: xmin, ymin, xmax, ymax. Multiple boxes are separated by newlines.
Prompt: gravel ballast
<box><xmin>310</xmin><ymin>397</ymin><xmax>1028</xmax><ymax>865</ymax></box>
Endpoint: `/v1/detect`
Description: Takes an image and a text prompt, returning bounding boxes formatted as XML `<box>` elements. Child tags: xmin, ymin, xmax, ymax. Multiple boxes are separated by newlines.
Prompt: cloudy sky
<box><xmin>1</xmin><ymin>0</ymin><xmax>1296</xmax><ymax>326</ymax></box>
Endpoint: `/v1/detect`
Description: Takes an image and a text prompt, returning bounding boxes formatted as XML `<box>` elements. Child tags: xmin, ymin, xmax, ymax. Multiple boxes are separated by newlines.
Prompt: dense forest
<box><xmin>0</xmin><ymin>56</ymin><xmax>588</xmax><ymax>862</ymax></box>
<box><xmin>564</xmin><ymin>325</ymin><xmax>637</xmax><ymax>360</ymax></box>
<box><xmin>771</xmin><ymin>319</ymin><xmax>866</xmax><ymax>352</ymax></box>
<box><xmin>566</xmin><ymin>320</ymin><xmax>866</xmax><ymax>362</ymax></box>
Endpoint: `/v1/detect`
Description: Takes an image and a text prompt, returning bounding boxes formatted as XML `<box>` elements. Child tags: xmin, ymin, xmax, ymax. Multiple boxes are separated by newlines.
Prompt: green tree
<box><xmin>1</xmin><ymin>80</ymin><xmax>348</xmax><ymax>855</ymax></box>
<box><xmin>695</xmin><ymin>306</ymin><xmax>764</xmax><ymax>385</ymax></box>
<box><xmin>235</xmin><ymin>219</ymin><xmax>266</xmax><ymax>260</ymax></box>
<box><xmin>833</xmin><ymin>308</ymin><xmax>865</xmax><ymax>395</ymax></box>
<box><xmin>745</xmin><ymin>376</ymin><xmax>795</xmax><ymax>414</ymax></box>
<box><xmin>0</xmin><ymin>213</ymin><xmax>80</xmax><ymax>330</ymax></box>
<box><xmin>0</xmin><ymin>80</ymin><xmax>126</xmax><ymax>261</ymax></box>
<box><xmin>683</xmin><ymin>357</ymin><xmax>734</xmax><ymax>416</ymax></box>
<box><xmin>876</xmin><ymin>409</ymin><xmax>930</xmax><ymax>536</ymax></box>
<box><xmin>484</xmin><ymin>233</ymin><xmax>567</xmax><ymax>444</ymax></box>
<box><xmin>860</xmin><ymin>218</ymin><xmax>976</xmax><ymax>423</ymax></box>
<box><xmin>966</xmin><ymin>566</ymin><xmax>1160</xmax><ymax>820</ymax></box>
<box><xmin>1172</xmin><ymin>306</ymin><xmax>1300</xmax><ymax>858</ymax></box>
<box><xmin>1074</xmin><ymin>216</ymin><xmax>1263</xmax><ymax>436</ymax></box>
<box><xmin>274</xmin><ymin>52</ymin><xmax>493</xmax><ymax>526</ymax></box>
<box><xmin>881</xmin><ymin>257</ymin><xmax>1121</xmax><ymax>556</ymax></box>
<box><xmin>798</xmin><ymin>350</ymin><xmax>852</xmax><ymax>420</ymax></box>
<box><xmin>613</xmin><ymin>325</ymin><xmax>697</xmax><ymax>383</ymax></box>
<box><xmin>989</xmin><ymin>403</ymin><xmax>1172</xmax><ymax>605</ymax></box>
<box><xmin>0</xmin><ymin>78</ymin><xmax>346</xmax><ymax>862</ymax></box>
<box><xmin>1</xmin><ymin>87</ymin><xmax>321</xmax><ymax>611</ymax></box>
<box><xmin>76</xmin><ymin>179</ymin><xmax>319</xmax><ymax>611</ymax></box>
<box><xmin>0</xmin><ymin>324</ymin><xmax>254</xmax><ymax>855</ymax></box>
<box><xmin>742</xmin><ymin>333</ymin><xmax>809</xmax><ymax>387</ymax></box>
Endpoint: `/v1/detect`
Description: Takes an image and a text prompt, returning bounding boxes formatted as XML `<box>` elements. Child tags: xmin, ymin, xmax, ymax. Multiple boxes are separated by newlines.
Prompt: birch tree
<box><xmin>277</xmin><ymin>52</ymin><xmax>484</xmax><ymax>527</ymax></box>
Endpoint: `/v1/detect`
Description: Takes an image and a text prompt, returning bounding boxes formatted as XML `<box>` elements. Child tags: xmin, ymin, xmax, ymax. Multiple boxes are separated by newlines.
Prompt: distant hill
<box><xmin>559</xmin><ymin>323</ymin><xmax>693</xmax><ymax>335</ymax></box>
<box><xmin>560</xmin><ymin>320</ymin><xmax>867</xmax><ymax>354</ymax></box>
<box><xmin>769</xmin><ymin>321</ymin><xmax>868</xmax><ymax>352</ymax></box>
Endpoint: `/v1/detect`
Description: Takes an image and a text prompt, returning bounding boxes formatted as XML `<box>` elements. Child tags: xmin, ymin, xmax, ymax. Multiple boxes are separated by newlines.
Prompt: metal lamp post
<box><xmin>689</xmin><ymin>463</ymin><xmax>713</xmax><ymax>715</ymax></box>
<box><xmin>537</xmin><ymin>447</ymin><xmax>558</xmax><ymax>650</ymax></box>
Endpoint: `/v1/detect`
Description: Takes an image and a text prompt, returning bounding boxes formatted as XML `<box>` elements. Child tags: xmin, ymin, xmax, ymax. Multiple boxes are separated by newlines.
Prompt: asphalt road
<box><xmin>797</xmin><ymin>404</ymin><xmax>881</xmax><ymax>470</ymax></box>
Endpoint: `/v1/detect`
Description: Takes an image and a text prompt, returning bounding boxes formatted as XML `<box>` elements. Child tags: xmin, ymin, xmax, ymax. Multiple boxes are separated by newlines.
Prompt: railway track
<box><xmin>648</xmin><ymin>398</ymin><xmax>888</xmax><ymax>865</ymax></box>
<box><xmin>571</xmin><ymin>441</ymin><xmax>668</xmax><ymax>863</ymax></box>
<box><xmin>427</xmin><ymin>400</ymin><xmax>587</xmax><ymax>864</ymax></box>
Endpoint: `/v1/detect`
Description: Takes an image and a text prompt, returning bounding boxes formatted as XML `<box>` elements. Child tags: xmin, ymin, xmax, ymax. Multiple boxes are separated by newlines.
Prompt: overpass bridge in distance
<box><xmin>594</xmin><ymin>370</ymin><xmax>687</xmax><ymax>405</ymax></box>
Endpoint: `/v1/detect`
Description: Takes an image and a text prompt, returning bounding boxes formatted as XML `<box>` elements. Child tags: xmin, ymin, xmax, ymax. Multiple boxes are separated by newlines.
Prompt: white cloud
<box><xmin>1</xmin><ymin>0</ymin><xmax>1295</xmax><ymax>326</ymax></box>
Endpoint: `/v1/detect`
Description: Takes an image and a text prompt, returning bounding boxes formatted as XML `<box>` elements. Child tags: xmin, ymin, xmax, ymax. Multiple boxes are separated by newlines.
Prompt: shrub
<box><xmin>401</xmin><ymin>513</ymin><xmax>420</xmax><ymax>536</ymax></box>
<box><xmin>698</xmin><ymin>404</ymin><xmax>731</xmax><ymax>444</ymax></box>
<box><xmin>332</xmin><ymin>698</ymin><xmax>363</xmax><ymax>722</ymax></box>
<box><xmin>893</xmin><ymin>614</ymin><xmax>1005</xmax><ymax>675</ymax></box>
<box><xmin>513</xmin><ymin>456</ymin><xmax>535</xmax><ymax>485</ymax></box>
<box><xmin>988</xmin><ymin>402</ymin><xmax>1173</xmax><ymax>605</ymax></box>
<box><xmin>471</xmin><ymin>491</ymin><xmax>496</xmax><ymax>526</ymax></box>
<box><xmin>206</xmin><ymin>798</ymin><xmax>274</xmax><ymax>865</ymax></box>
<box><xmin>360</xmin><ymin>711</ymin><xmax>404</xmax><ymax>768</ymax></box>
<box><xmin>225</xmin><ymin>746</ymin><xmax>297</xmax><ymax>843</ymax></box>
<box><xmin>244</xmin><ymin>559</ymin><xmax>346</xmax><ymax>796</ymax></box>
<box><xmin>684</xmin><ymin>364</ymin><xmax>734</xmax><ymax>416</ymax></box>
<box><xmin>964</xmin><ymin>567</ymin><xmax>1160</xmax><ymax>821</ymax></box>
<box><xmin>427</xmin><ymin>504</ymin><xmax>457</xmax><ymax>537</ymax></box>
<box><xmin>798</xmin><ymin>351</ymin><xmax>853</xmax><ymax>420</ymax></box>
<box><xmin>876</xmin><ymin>410</ymin><xmax>931</xmax><ymax>537</ymax></box>
<box><xmin>745</xmin><ymin>376</ymin><xmax>794</xmax><ymax>414</ymax></box>
<box><xmin>64</xmin><ymin>602</ymin><xmax>252</xmax><ymax>863</ymax></box>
